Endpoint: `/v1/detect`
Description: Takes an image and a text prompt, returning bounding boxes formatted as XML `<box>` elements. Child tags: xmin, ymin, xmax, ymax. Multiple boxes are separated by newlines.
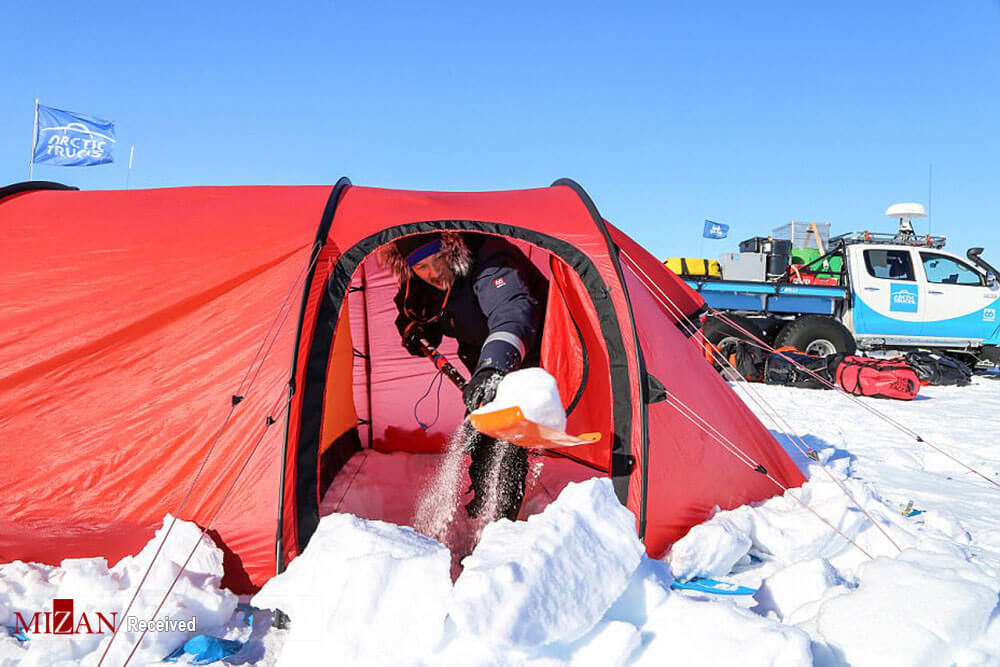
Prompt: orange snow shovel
<box><xmin>409</xmin><ymin>329</ymin><xmax>601</xmax><ymax>450</ymax></box>
<box><xmin>468</xmin><ymin>407</ymin><xmax>601</xmax><ymax>450</ymax></box>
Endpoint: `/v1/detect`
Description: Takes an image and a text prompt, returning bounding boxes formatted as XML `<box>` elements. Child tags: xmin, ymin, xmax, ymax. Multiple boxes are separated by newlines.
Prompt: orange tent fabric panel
<box><xmin>540</xmin><ymin>263</ymin><xmax>586</xmax><ymax>413</ymax></box>
<box><xmin>541</xmin><ymin>258</ymin><xmax>613</xmax><ymax>471</ymax></box>
<box><xmin>620</xmin><ymin>263</ymin><xmax>806</xmax><ymax>556</ymax></box>
<box><xmin>607</xmin><ymin>221</ymin><xmax>705</xmax><ymax>325</ymax></box>
<box><xmin>320</xmin><ymin>301</ymin><xmax>358</xmax><ymax>450</ymax></box>
<box><xmin>0</xmin><ymin>186</ymin><xmax>329</xmax><ymax>592</ymax></box>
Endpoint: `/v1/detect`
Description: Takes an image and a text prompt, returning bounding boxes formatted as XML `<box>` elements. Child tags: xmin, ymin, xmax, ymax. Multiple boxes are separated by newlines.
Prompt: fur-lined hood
<box><xmin>376</xmin><ymin>231</ymin><xmax>472</xmax><ymax>282</ymax></box>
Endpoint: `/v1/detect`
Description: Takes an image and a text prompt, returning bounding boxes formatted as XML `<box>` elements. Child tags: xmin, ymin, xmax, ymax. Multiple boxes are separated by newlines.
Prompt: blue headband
<box><xmin>405</xmin><ymin>240</ymin><xmax>443</xmax><ymax>266</ymax></box>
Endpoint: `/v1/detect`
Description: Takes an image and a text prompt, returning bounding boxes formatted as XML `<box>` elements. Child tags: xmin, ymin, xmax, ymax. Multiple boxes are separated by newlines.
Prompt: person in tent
<box><xmin>378</xmin><ymin>231</ymin><xmax>548</xmax><ymax>522</ymax></box>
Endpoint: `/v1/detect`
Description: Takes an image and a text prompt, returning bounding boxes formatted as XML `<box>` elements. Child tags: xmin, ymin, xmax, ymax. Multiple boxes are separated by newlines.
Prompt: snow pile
<box><xmin>668</xmin><ymin>511</ymin><xmax>753</xmax><ymax>579</ymax></box>
<box><xmin>754</xmin><ymin>557</ymin><xmax>843</xmax><ymax>622</ymax></box>
<box><xmin>0</xmin><ymin>515</ymin><xmax>236</xmax><ymax>667</ymax></box>
<box><xmin>449</xmin><ymin>479</ymin><xmax>644</xmax><ymax>648</ymax></box>
<box><xmin>473</xmin><ymin>367</ymin><xmax>567</xmax><ymax>431</ymax></box>
<box><xmin>432</xmin><ymin>479</ymin><xmax>813</xmax><ymax>665</ymax></box>
<box><xmin>252</xmin><ymin>478</ymin><xmax>822</xmax><ymax>665</ymax></box>
<box><xmin>670</xmin><ymin>455</ymin><xmax>904</xmax><ymax>582</ymax></box>
<box><xmin>635</xmin><ymin>590</ymin><xmax>811</xmax><ymax>665</ymax></box>
<box><xmin>668</xmin><ymin>453</ymin><xmax>1000</xmax><ymax>666</ymax></box>
<box><xmin>814</xmin><ymin>549</ymin><xmax>998</xmax><ymax>666</ymax></box>
<box><xmin>252</xmin><ymin>514</ymin><xmax>452</xmax><ymax>666</ymax></box>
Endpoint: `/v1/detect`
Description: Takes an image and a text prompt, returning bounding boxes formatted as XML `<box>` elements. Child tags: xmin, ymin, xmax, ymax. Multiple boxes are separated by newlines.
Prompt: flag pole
<box><xmin>126</xmin><ymin>144</ymin><xmax>135</xmax><ymax>189</ymax></box>
<box><xmin>28</xmin><ymin>98</ymin><xmax>39</xmax><ymax>180</ymax></box>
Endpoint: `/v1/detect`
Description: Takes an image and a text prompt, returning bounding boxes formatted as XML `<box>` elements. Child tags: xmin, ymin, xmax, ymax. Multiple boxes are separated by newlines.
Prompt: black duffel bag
<box><xmin>904</xmin><ymin>351</ymin><xmax>973</xmax><ymax>386</ymax></box>
<box><xmin>725</xmin><ymin>341</ymin><xmax>769</xmax><ymax>382</ymax></box>
<box><xmin>764</xmin><ymin>347</ymin><xmax>835</xmax><ymax>389</ymax></box>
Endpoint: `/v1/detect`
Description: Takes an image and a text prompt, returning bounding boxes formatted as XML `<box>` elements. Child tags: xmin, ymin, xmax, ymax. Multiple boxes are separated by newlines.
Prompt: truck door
<box><xmin>849</xmin><ymin>246</ymin><xmax>924</xmax><ymax>337</ymax></box>
<box><xmin>916</xmin><ymin>250</ymin><xmax>1000</xmax><ymax>340</ymax></box>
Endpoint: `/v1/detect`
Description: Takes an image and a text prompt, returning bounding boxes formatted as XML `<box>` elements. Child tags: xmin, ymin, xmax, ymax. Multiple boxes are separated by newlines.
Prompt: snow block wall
<box><xmin>252</xmin><ymin>515</ymin><xmax>452</xmax><ymax>666</ymax></box>
<box><xmin>449</xmin><ymin>479</ymin><xmax>643</xmax><ymax>648</ymax></box>
<box><xmin>250</xmin><ymin>478</ymin><xmax>815</xmax><ymax>665</ymax></box>
<box><xmin>0</xmin><ymin>516</ymin><xmax>237</xmax><ymax>666</ymax></box>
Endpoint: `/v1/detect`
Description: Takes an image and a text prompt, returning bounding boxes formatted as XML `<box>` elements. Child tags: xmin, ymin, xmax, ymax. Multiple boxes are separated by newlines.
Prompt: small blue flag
<box><xmin>33</xmin><ymin>105</ymin><xmax>116</xmax><ymax>166</ymax></box>
<box><xmin>703</xmin><ymin>219</ymin><xmax>729</xmax><ymax>240</ymax></box>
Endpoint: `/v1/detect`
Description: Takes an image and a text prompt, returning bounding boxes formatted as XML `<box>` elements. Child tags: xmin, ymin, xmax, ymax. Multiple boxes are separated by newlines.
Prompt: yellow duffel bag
<box><xmin>664</xmin><ymin>257</ymin><xmax>721</xmax><ymax>278</ymax></box>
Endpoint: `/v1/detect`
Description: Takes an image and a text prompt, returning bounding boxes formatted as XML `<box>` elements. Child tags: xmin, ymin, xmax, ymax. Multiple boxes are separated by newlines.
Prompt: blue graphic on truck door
<box><xmin>853</xmin><ymin>248</ymin><xmax>923</xmax><ymax>335</ymax></box>
<box><xmin>918</xmin><ymin>251</ymin><xmax>1000</xmax><ymax>339</ymax></box>
<box><xmin>918</xmin><ymin>298</ymin><xmax>1000</xmax><ymax>339</ymax></box>
<box><xmin>890</xmin><ymin>283</ymin><xmax>919</xmax><ymax>313</ymax></box>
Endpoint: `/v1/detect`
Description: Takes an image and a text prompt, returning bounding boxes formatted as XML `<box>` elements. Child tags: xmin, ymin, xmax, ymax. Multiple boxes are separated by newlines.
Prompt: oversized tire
<box><xmin>774</xmin><ymin>315</ymin><xmax>856</xmax><ymax>356</ymax></box>
<box><xmin>702</xmin><ymin>314</ymin><xmax>766</xmax><ymax>364</ymax></box>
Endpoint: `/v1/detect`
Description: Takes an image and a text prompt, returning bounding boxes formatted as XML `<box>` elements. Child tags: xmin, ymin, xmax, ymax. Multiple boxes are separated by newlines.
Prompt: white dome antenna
<box><xmin>885</xmin><ymin>202</ymin><xmax>927</xmax><ymax>239</ymax></box>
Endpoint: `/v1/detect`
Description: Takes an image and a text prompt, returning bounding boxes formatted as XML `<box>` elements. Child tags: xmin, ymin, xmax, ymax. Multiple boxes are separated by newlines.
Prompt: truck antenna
<box><xmin>927</xmin><ymin>164</ymin><xmax>933</xmax><ymax>237</ymax></box>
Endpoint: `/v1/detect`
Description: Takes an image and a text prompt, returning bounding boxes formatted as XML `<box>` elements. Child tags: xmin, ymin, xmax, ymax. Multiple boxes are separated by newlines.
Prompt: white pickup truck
<box><xmin>685</xmin><ymin>205</ymin><xmax>1000</xmax><ymax>367</ymax></box>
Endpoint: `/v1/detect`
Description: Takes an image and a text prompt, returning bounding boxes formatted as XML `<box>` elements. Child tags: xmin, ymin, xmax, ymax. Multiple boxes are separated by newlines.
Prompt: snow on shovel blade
<box><xmin>468</xmin><ymin>406</ymin><xmax>601</xmax><ymax>450</ymax></box>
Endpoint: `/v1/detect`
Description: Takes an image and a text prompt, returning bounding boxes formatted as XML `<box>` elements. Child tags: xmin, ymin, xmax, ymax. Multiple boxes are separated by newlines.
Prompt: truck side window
<box><xmin>863</xmin><ymin>249</ymin><xmax>914</xmax><ymax>281</ymax></box>
<box><xmin>919</xmin><ymin>252</ymin><xmax>983</xmax><ymax>286</ymax></box>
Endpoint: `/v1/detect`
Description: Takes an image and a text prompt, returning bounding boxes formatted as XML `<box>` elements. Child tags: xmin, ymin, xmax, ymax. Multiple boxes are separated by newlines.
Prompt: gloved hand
<box><xmin>402</xmin><ymin>322</ymin><xmax>442</xmax><ymax>358</ymax></box>
<box><xmin>463</xmin><ymin>368</ymin><xmax>504</xmax><ymax>411</ymax></box>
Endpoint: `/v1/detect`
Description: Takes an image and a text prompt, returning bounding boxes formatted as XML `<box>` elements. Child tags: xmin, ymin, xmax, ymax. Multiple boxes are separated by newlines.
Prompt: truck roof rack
<box><xmin>830</xmin><ymin>230</ymin><xmax>947</xmax><ymax>249</ymax></box>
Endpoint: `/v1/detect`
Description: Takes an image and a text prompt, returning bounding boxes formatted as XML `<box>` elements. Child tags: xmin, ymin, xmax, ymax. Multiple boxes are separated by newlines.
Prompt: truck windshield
<box><xmin>919</xmin><ymin>252</ymin><xmax>983</xmax><ymax>286</ymax></box>
<box><xmin>864</xmin><ymin>249</ymin><xmax>915</xmax><ymax>281</ymax></box>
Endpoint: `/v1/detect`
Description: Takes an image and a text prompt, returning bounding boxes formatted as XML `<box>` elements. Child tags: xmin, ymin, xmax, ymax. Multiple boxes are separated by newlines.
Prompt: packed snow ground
<box><xmin>2</xmin><ymin>373</ymin><xmax>999</xmax><ymax>665</ymax></box>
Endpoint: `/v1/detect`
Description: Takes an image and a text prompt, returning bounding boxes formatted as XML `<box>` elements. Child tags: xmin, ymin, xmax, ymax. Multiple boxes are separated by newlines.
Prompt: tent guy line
<box><xmin>658</xmin><ymin>385</ymin><xmax>875</xmax><ymax>560</ymax></box>
<box><xmin>711</xmin><ymin>308</ymin><xmax>1000</xmax><ymax>492</ymax></box>
<box><xmin>235</xmin><ymin>240</ymin><xmax>322</xmax><ymax>400</ymax></box>
<box><xmin>97</xmin><ymin>240</ymin><xmax>322</xmax><ymax>667</ymax></box>
<box><xmin>620</xmin><ymin>248</ymin><xmax>904</xmax><ymax>555</ymax></box>
<box><xmin>620</xmin><ymin>249</ymin><xmax>818</xmax><ymax>457</ymax></box>
<box><xmin>121</xmin><ymin>389</ymin><xmax>290</xmax><ymax>667</ymax></box>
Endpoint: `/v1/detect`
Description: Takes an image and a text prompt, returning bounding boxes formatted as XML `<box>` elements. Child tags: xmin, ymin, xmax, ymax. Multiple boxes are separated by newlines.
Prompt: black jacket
<box><xmin>394</xmin><ymin>236</ymin><xmax>548</xmax><ymax>375</ymax></box>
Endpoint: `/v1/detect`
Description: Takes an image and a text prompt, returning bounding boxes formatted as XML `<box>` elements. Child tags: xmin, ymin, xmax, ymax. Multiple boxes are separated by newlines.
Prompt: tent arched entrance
<box><xmin>283</xmin><ymin>219</ymin><xmax>644</xmax><ymax>564</ymax></box>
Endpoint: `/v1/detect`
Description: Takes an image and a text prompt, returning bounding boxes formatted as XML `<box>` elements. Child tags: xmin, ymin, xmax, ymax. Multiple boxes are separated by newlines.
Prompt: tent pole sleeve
<box><xmin>276</xmin><ymin>176</ymin><xmax>352</xmax><ymax>575</ymax></box>
<box><xmin>551</xmin><ymin>178</ymin><xmax>646</xmax><ymax>520</ymax></box>
<box><xmin>362</xmin><ymin>264</ymin><xmax>374</xmax><ymax>447</ymax></box>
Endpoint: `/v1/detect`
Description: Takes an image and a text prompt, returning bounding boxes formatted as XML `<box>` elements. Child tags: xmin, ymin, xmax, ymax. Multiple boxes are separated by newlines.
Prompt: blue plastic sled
<box><xmin>671</xmin><ymin>577</ymin><xmax>757</xmax><ymax>596</ymax></box>
<box><xmin>163</xmin><ymin>634</ymin><xmax>245</xmax><ymax>665</ymax></box>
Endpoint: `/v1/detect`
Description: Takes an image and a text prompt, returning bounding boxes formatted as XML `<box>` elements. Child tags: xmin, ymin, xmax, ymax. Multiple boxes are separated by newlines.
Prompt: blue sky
<box><xmin>2</xmin><ymin>2</ymin><xmax>998</xmax><ymax>260</ymax></box>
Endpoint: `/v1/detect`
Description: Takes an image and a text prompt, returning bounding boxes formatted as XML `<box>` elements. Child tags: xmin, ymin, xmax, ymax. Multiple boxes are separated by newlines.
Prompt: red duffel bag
<box><xmin>835</xmin><ymin>356</ymin><xmax>920</xmax><ymax>400</ymax></box>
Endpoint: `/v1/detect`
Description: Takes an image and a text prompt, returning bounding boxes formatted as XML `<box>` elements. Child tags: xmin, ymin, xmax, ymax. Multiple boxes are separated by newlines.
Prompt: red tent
<box><xmin>0</xmin><ymin>179</ymin><xmax>805</xmax><ymax>592</ymax></box>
